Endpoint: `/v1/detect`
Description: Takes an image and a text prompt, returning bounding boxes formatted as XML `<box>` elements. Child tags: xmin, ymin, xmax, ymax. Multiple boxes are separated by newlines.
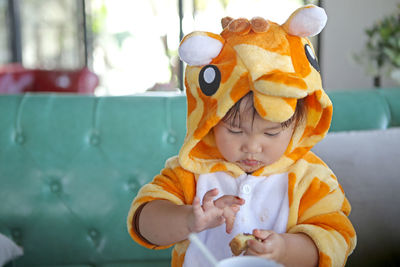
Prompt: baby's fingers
<box><xmin>245</xmin><ymin>239</ymin><xmax>271</xmax><ymax>256</ymax></box>
<box><xmin>253</xmin><ymin>229</ymin><xmax>274</xmax><ymax>240</ymax></box>
<box><xmin>202</xmin><ymin>188</ymin><xmax>219</xmax><ymax>209</ymax></box>
<box><xmin>192</xmin><ymin>197</ymin><xmax>203</xmax><ymax>216</ymax></box>
<box><xmin>246</xmin><ymin>231</ymin><xmax>285</xmax><ymax>262</ymax></box>
<box><xmin>214</xmin><ymin>195</ymin><xmax>245</xmax><ymax>209</ymax></box>
<box><xmin>224</xmin><ymin>209</ymin><xmax>235</xmax><ymax>234</ymax></box>
<box><xmin>223</xmin><ymin>204</ymin><xmax>241</xmax><ymax>234</ymax></box>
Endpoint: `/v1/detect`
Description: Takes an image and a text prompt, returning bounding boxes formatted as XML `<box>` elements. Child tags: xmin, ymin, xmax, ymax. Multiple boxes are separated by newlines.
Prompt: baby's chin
<box><xmin>236</xmin><ymin>162</ymin><xmax>265</xmax><ymax>174</ymax></box>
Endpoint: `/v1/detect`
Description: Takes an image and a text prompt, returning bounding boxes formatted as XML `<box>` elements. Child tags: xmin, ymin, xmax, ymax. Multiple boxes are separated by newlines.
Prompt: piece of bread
<box><xmin>229</xmin><ymin>233</ymin><xmax>257</xmax><ymax>256</ymax></box>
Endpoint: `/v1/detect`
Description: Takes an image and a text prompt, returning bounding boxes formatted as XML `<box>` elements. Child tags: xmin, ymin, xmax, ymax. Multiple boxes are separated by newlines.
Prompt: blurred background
<box><xmin>0</xmin><ymin>0</ymin><xmax>399</xmax><ymax>95</ymax></box>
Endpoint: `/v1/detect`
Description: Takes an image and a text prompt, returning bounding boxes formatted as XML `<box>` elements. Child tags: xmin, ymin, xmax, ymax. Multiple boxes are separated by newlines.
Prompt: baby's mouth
<box><xmin>241</xmin><ymin>159</ymin><xmax>262</xmax><ymax>166</ymax></box>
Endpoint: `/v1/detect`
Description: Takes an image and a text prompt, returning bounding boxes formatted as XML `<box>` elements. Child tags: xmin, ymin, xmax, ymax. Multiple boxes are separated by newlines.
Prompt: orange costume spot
<box><xmin>210</xmin><ymin>163</ymin><xmax>228</xmax><ymax>172</ymax></box>
<box><xmin>287</xmin><ymin>35</ymin><xmax>311</xmax><ymax>77</ymax></box>
<box><xmin>190</xmin><ymin>140</ymin><xmax>224</xmax><ymax>160</ymax></box>
<box><xmin>172</xmin><ymin>249</ymin><xmax>186</xmax><ymax>267</ymax></box>
<box><xmin>254</xmin><ymin>94</ymin><xmax>268</xmax><ymax>117</ymax></box>
<box><xmin>315</xmin><ymin>89</ymin><xmax>323</xmax><ymax>100</ymax></box>
<box><xmin>298</xmin><ymin>177</ymin><xmax>331</xmax><ymax>218</ymax></box>
<box><xmin>303</xmin><ymin>152</ymin><xmax>327</xmax><ymax>166</ymax></box>
<box><xmin>319</xmin><ymin>251</ymin><xmax>332</xmax><ymax>267</ymax></box>
<box><xmin>210</xmin><ymin>43</ymin><xmax>237</xmax><ymax>84</ymax></box>
<box><xmin>288</xmin><ymin>172</ymin><xmax>297</xmax><ymax>207</ymax></box>
<box><xmin>302</xmin><ymin>212</ymin><xmax>356</xmax><ymax>246</ymax></box>
<box><xmin>185</xmin><ymin>78</ymin><xmax>197</xmax><ymax>117</ymax></box>
<box><xmin>193</xmin><ymin>87</ymin><xmax>220</xmax><ymax>140</ymax></box>
<box><xmin>229</xmin><ymin>74</ymin><xmax>251</xmax><ymax>103</ymax></box>
<box><xmin>252</xmin><ymin>167</ymin><xmax>266</xmax><ymax>176</ymax></box>
<box><xmin>300</xmin><ymin>91</ymin><xmax>332</xmax><ymax>142</ymax></box>
<box><xmin>257</xmin><ymin>71</ymin><xmax>307</xmax><ymax>90</ymax></box>
<box><xmin>284</xmin><ymin>97</ymin><xmax>297</xmax><ymax>111</ymax></box>
<box><xmin>134</xmin><ymin>196</ymin><xmax>157</xmax><ymax>206</ymax></box>
<box><xmin>286</xmin><ymin>146</ymin><xmax>312</xmax><ymax>161</ymax></box>
<box><xmin>341</xmin><ymin>198</ymin><xmax>351</xmax><ymax>216</ymax></box>
<box><xmin>156</xmin><ymin>166</ymin><xmax>196</xmax><ymax>204</ymax></box>
<box><xmin>314</xmin><ymin>106</ymin><xmax>333</xmax><ymax>135</ymax></box>
<box><xmin>171</xmin><ymin>167</ymin><xmax>197</xmax><ymax>204</ymax></box>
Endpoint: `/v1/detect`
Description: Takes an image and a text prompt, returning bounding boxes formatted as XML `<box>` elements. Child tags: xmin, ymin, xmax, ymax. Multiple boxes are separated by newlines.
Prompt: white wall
<box><xmin>320</xmin><ymin>0</ymin><xmax>400</xmax><ymax>90</ymax></box>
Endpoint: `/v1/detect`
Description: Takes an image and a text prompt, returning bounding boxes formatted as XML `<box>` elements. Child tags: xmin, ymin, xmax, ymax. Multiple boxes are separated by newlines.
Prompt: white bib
<box><xmin>183</xmin><ymin>171</ymin><xmax>289</xmax><ymax>267</ymax></box>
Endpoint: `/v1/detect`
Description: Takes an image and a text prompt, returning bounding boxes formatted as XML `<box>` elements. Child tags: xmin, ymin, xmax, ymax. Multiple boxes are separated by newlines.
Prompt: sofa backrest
<box><xmin>329</xmin><ymin>89</ymin><xmax>400</xmax><ymax>131</ymax></box>
<box><xmin>0</xmin><ymin>93</ymin><xmax>186</xmax><ymax>266</ymax></box>
<box><xmin>0</xmin><ymin>89</ymin><xmax>399</xmax><ymax>266</ymax></box>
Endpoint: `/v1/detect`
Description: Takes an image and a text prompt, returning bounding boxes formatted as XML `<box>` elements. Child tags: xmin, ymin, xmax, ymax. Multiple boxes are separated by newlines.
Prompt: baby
<box><xmin>128</xmin><ymin>4</ymin><xmax>356</xmax><ymax>267</ymax></box>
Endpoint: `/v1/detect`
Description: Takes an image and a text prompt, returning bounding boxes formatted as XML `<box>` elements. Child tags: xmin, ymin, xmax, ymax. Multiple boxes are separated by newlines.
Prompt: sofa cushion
<box><xmin>312</xmin><ymin>128</ymin><xmax>400</xmax><ymax>266</ymax></box>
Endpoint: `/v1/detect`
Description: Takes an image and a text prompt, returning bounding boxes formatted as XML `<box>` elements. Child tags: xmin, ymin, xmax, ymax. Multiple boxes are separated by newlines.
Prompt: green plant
<box><xmin>354</xmin><ymin>5</ymin><xmax>400</xmax><ymax>86</ymax></box>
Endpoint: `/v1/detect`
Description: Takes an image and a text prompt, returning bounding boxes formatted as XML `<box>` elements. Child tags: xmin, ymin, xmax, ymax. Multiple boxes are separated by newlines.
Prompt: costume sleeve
<box><xmin>287</xmin><ymin>153</ymin><xmax>357</xmax><ymax>267</ymax></box>
<box><xmin>127</xmin><ymin>156</ymin><xmax>196</xmax><ymax>249</ymax></box>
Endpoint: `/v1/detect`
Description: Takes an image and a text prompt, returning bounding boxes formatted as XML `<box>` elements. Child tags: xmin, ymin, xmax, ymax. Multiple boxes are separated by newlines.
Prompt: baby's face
<box><xmin>213</xmin><ymin>99</ymin><xmax>295</xmax><ymax>173</ymax></box>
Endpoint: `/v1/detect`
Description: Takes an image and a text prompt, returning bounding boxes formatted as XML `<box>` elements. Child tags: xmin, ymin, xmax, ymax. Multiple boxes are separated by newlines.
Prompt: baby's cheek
<box><xmin>276</xmin><ymin>134</ymin><xmax>292</xmax><ymax>154</ymax></box>
<box><xmin>218</xmin><ymin>141</ymin><xmax>240</xmax><ymax>162</ymax></box>
<box><xmin>262</xmin><ymin>149</ymin><xmax>280</xmax><ymax>166</ymax></box>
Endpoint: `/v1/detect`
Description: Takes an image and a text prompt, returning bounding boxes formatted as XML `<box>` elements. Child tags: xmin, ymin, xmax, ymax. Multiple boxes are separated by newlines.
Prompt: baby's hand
<box><xmin>188</xmin><ymin>188</ymin><xmax>244</xmax><ymax>234</ymax></box>
<box><xmin>245</xmin><ymin>229</ymin><xmax>286</xmax><ymax>263</ymax></box>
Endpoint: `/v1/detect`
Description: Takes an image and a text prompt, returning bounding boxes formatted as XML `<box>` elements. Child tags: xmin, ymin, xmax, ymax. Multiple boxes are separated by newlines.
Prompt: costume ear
<box><xmin>178</xmin><ymin>31</ymin><xmax>224</xmax><ymax>66</ymax></box>
<box><xmin>282</xmin><ymin>4</ymin><xmax>327</xmax><ymax>37</ymax></box>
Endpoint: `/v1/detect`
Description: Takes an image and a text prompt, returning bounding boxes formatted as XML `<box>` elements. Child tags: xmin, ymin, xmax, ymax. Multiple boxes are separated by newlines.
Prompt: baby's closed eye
<box><xmin>264</xmin><ymin>131</ymin><xmax>280</xmax><ymax>137</ymax></box>
<box><xmin>228</xmin><ymin>128</ymin><xmax>243</xmax><ymax>134</ymax></box>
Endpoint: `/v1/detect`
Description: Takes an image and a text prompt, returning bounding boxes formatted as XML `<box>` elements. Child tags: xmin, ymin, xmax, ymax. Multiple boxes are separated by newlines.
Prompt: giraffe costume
<box><xmin>128</xmin><ymin>4</ymin><xmax>356</xmax><ymax>267</ymax></box>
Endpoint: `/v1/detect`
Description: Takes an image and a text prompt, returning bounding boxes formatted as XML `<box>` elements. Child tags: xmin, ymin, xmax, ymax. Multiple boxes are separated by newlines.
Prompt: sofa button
<box><xmin>90</xmin><ymin>133</ymin><xmax>101</xmax><ymax>146</ymax></box>
<box><xmin>14</xmin><ymin>133</ymin><xmax>25</xmax><ymax>144</ymax></box>
<box><xmin>167</xmin><ymin>134</ymin><xmax>177</xmax><ymax>144</ymax></box>
<box><xmin>127</xmin><ymin>179</ymin><xmax>140</xmax><ymax>192</ymax></box>
<box><xmin>50</xmin><ymin>181</ymin><xmax>61</xmax><ymax>193</ymax></box>
<box><xmin>11</xmin><ymin>229</ymin><xmax>21</xmax><ymax>238</ymax></box>
<box><xmin>89</xmin><ymin>229</ymin><xmax>99</xmax><ymax>238</ymax></box>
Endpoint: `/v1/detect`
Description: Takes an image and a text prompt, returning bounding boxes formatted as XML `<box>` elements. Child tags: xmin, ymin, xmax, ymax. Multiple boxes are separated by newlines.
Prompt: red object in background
<box><xmin>0</xmin><ymin>63</ymin><xmax>99</xmax><ymax>94</ymax></box>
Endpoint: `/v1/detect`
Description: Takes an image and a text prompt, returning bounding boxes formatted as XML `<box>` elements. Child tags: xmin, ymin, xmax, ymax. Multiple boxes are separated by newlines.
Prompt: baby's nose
<box><xmin>242</xmin><ymin>138</ymin><xmax>262</xmax><ymax>153</ymax></box>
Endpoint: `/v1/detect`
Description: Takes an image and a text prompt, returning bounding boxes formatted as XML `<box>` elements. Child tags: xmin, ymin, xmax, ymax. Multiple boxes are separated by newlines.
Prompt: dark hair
<box><xmin>222</xmin><ymin>91</ymin><xmax>306</xmax><ymax>128</ymax></box>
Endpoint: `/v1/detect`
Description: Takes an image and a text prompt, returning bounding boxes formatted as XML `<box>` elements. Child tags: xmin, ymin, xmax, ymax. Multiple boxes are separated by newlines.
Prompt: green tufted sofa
<box><xmin>0</xmin><ymin>89</ymin><xmax>399</xmax><ymax>267</ymax></box>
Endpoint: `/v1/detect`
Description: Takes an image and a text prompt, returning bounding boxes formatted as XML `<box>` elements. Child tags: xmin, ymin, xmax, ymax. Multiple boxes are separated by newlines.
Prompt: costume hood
<box><xmin>178</xmin><ymin>4</ymin><xmax>332</xmax><ymax>176</ymax></box>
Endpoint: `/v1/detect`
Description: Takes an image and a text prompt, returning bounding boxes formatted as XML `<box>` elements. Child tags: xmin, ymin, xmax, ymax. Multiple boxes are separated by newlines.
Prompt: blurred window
<box><xmin>184</xmin><ymin>0</ymin><xmax>304</xmax><ymax>33</ymax></box>
<box><xmin>2</xmin><ymin>0</ymin><xmax>310</xmax><ymax>95</ymax></box>
<box><xmin>89</xmin><ymin>0</ymin><xmax>181</xmax><ymax>95</ymax></box>
<box><xmin>19</xmin><ymin>0</ymin><xmax>85</xmax><ymax>69</ymax></box>
<box><xmin>0</xmin><ymin>0</ymin><xmax>9</xmax><ymax>64</ymax></box>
